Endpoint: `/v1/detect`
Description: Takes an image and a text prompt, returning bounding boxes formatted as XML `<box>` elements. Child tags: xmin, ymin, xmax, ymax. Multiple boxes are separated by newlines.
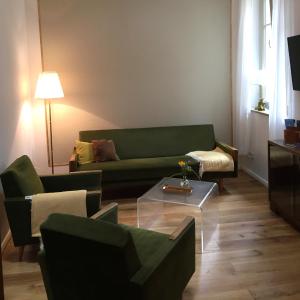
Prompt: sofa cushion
<box><xmin>79</xmin><ymin>124</ymin><xmax>216</xmax><ymax>159</ymax></box>
<box><xmin>77</xmin><ymin>156</ymin><xmax>199</xmax><ymax>183</ymax></box>
<box><xmin>92</xmin><ymin>139</ymin><xmax>119</xmax><ymax>162</ymax></box>
<box><xmin>75</xmin><ymin>140</ymin><xmax>94</xmax><ymax>164</ymax></box>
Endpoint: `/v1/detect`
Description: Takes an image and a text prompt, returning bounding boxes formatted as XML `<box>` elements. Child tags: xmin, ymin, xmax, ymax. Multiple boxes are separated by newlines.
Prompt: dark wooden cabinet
<box><xmin>0</xmin><ymin>231</ymin><xmax>4</xmax><ymax>300</ymax></box>
<box><xmin>268</xmin><ymin>140</ymin><xmax>300</xmax><ymax>230</ymax></box>
<box><xmin>293</xmin><ymin>155</ymin><xmax>300</xmax><ymax>228</ymax></box>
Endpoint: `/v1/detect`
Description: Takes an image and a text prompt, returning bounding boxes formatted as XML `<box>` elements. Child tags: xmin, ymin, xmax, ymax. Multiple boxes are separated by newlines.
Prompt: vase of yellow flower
<box><xmin>177</xmin><ymin>160</ymin><xmax>201</xmax><ymax>187</ymax></box>
<box><xmin>170</xmin><ymin>160</ymin><xmax>200</xmax><ymax>187</ymax></box>
<box><xmin>178</xmin><ymin>160</ymin><xmax>190</xmax><ymax>187</ymax></box>
<box><xmin>181</xmin><ymin>175</ymin><xmax>190</xmax><ymax>187</ymax></box>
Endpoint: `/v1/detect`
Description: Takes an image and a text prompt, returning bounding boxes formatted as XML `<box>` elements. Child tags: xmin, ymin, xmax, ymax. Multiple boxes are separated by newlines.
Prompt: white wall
<box><xmin>39</xmin><ymin>0</ymin><xmax>232</xmax><ymax>164</ymax></box>
<box><xmin>0</xmin><ymin>0</ymin><xmax>45</xmax><ymax>240</ymax></box>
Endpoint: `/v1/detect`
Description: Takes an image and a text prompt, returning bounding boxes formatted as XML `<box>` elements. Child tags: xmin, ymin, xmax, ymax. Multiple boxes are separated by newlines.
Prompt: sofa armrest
<box><xmin>216</xmin><ymin>141</ymin><xmax>238</xmax><ymax>176</ymax></box>
<box><xmin>40</xmin><ymin>170</ymin><xmax>102</xmax><ymax>193</ymax></box>
<box><xmin>69</xmin><ymin>149</ymin><xmax>79</xmax><ymax>172</ymax></box>
<box><xmin>216</xmin><ymin>141</ymin><xmax>238</xmax><ymax>161</ymax></box>
<box><xmin>91</xmin><ymin>202</ymin><xmax>118</xmax><ymax>224</ymax></box>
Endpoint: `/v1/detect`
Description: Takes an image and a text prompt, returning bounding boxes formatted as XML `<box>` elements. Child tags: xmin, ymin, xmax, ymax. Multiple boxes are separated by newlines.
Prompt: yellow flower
<box><xmin>178</xmin><ymin>160</ymin><xmax>186</xmax><ymax>167</ymax></box>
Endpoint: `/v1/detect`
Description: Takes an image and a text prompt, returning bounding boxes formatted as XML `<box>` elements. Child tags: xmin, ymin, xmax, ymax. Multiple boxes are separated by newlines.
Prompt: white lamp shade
<box><xmin>35</xmin><ymin>72</ymin><xmax>64</xmax><ymax>99</ymax></box>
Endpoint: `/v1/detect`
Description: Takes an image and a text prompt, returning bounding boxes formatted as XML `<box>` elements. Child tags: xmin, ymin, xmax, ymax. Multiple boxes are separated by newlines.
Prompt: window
<box><xmin>263</xmin><ymin>0</ymin><xmax>272</xmax><ymax>78</ymax></box>
<box><xmin>254</xmin><ymin>0</ymin><xmax>272</xmax><ymax>111</ymax></box>
<box><xmin>262</xmin><ymin>0</ymin><xmax>272</xmax><ymax>107</ymax></box>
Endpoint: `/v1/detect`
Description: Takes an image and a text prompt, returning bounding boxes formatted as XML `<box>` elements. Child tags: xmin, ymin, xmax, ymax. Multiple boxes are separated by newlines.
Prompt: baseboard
<box><xmin>241</xmin><ymin>167</ymin><xmax>268</xmax><ymax>187</ymax></box>
<box><xmin>1</xmin><ymin>230</ymin><xmax>11</xmax><ymax>252</ymax></box>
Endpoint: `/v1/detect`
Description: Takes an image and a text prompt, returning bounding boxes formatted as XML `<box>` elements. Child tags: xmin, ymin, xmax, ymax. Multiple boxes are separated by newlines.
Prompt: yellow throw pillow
<box><xmin>75</xmin><ymin>140</ymin><xmax>94</xmax><ymax>164</ymax></box>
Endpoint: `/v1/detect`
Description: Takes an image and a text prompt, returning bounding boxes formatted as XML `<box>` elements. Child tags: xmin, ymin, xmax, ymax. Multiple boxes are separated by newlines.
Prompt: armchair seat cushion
<box><xmin>77</xmin><ymin>156</ymin><xmax>198</xmax><ymax>183</ymax></box>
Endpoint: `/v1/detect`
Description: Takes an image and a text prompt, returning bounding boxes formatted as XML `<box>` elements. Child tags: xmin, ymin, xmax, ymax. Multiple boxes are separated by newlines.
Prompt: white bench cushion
<box><xmin>186</xmin><ymin>147</ymin><xmax>234</xmax><ymax>177</ymax></box>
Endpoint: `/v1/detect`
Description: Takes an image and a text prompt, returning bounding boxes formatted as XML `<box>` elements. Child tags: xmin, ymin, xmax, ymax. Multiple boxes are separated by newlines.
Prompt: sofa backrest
<box><xmin>79</xmin><ymin>124</ymin><xmax>216</xmax><ymax>159</ymax></box>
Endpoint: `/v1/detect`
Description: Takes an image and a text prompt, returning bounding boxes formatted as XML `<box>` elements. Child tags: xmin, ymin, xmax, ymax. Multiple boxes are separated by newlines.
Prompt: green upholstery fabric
<box><xmin>40</xmin><ymin>214</ymin><xmax>142</xmax><ymax>300</ymax></box>
<box><xmin>119</xmin><ymin>224</ymin><xmax>172</xmax><ymax>264</ymax></box>
<box><xmin>77</xmin><ymin>155</ymin><xmax>199</xmax><ymax>183</ymax></box>
<box><xmin>85</xmin><ymin>191</ymin><xmax>102</xmax><ymax>216</ymax></box>
<box><xmin>40</xmin><ymin>171</ymin><xmax>102</xmax><ymax>192</ymax></box>
<box><xmin>79</xmin><ymin>124</ymin><xmax>216</xmax><ymax>159</ymax></box>
<box><xmin>38</xmin><ymin>210</ymin><xmax>195</xmax><ymax>300</ymax></box>
<box><xmin>94</xmin><ymin>204</ymin><xmax>119</xmax><ymax>224</ymax></box>
<box><xmin>0</xmin><ymin>156</ymin><xmax>102</xmax><ymax>248</ymax></box>
<box><xmin>4</xmin><ymin>197</ymin><xmax>37</xmax><ymax>247</ymax></box>
<box><xmin>71</xmin><ymin>124</ymin><xmax>237</xmax><ymax>199</ymax></box>
<box><xmin>41</xmin><ymin>214</ymin><xmax>141</xmax><ymax>281</ymax></box>
<box><xmin>1</xmin><ymin>155</ymin><xmax>44</xmax><ymax>197</ymax></box>
<box><xmin>130</xmin><ymin>222</ymin><xmax>195</xmax><ymax>300</ymax></box>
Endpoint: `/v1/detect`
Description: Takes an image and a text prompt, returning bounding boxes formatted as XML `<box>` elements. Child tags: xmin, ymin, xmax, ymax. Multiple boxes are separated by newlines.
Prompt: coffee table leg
<box><xmin>200</xmin><ymin>217</ymin><xmax>204</xmax><ymax>254</ymax></box>
<box><xmin>200</xmin><ymin>198</ymin><xmax>219</xmax><ymax>253</ymax></box>
<box><xmin>137</xmin><ymin>198</ymin><xmax>164</xmax><ymax>230</ymax></box>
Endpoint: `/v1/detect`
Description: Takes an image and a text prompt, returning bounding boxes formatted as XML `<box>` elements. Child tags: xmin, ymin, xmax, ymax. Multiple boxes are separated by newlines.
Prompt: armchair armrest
<box><xmin>69</xmin><ymin>149</ymin><xmax>79</xmax><ymax>172</ymax></box>
<box><xmin>131</xmin><ymin>216</ymin><xmax>195</xmax><ymax>295</ymax></box>
<box><xmin>169</xmin><ymin>216</ymin><xmax>194</xmax><ymax>240</ymax></box>
<box><xmin>40</xmin><ymin>170</ymin><xmax>102</xmax><ymax>193</ymax></box>
<box><xmin>90</xmin><ymin>202</ymin><xmax>118</xmax><ymax>223</ymax></box>
<box><xmin>4</xmin><ymin>197</ymin><xmax>37</xmax><ymax>246</ymax></box>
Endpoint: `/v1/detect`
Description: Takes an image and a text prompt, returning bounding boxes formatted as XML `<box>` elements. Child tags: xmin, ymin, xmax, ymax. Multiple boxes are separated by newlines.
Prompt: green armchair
<box><xmin>38</xmin><ymin>203</ymin><xmax>195</xmax><ymax>300</ymax></box>
<box><xmin>0</xmin><ymin>155</ymin><xmax>102</xmax><ymax>260</ymax></box>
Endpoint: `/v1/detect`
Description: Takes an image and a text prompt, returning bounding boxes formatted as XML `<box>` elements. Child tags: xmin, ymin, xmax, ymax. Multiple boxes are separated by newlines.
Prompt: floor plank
<box><xmin>2</xmin><ymin>171</ymin><xmax>300</xmax><ymax>299</ymax></box>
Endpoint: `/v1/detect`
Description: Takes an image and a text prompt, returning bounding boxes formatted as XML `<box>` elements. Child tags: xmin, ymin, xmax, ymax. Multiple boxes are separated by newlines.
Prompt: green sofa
<box><xmin>69</xmin><ymin>124</ymin><xmax>238</xmax><ymax>198</ymax></box>
<box><xmin>38</xmin><ymin>203</ymin><xmax>195</xmax><ymax>300</ymax></box>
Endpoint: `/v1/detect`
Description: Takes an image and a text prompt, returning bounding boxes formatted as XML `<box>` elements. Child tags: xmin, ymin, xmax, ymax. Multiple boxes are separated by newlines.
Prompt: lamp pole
<box><xmin>48</xmin><ymin>100</ymin><xmax>54</xmax><ymax>174</ymax></box>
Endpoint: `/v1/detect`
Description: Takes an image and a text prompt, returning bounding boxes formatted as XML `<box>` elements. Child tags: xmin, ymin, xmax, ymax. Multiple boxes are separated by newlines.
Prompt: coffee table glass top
<box><xmin>137</xmin><ymin>177</ymin><xmax>219</xmax><ymax>253</ymax></box>
<box><xmin>138</xmin><ymin>177</ymin><xmax>218</xmax><ymax>208</ymax></box>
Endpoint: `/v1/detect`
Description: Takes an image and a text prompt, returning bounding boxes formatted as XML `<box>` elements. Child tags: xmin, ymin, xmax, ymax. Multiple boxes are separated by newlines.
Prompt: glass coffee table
<box><xmin>137</xmin><ymin>177</ymin><xmax>219</xmax><ymax>253</ymax></box>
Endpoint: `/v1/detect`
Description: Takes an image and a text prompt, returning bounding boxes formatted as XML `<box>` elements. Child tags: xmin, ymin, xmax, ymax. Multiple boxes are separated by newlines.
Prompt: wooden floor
<box><xmin>2</xmin><ymin>171</ymin><xmax>300</xmax><ymax>300</ymax></box>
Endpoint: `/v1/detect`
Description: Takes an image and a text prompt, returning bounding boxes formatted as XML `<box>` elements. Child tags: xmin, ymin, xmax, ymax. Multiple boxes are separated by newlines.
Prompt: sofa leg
<box><xmin>18</xmin><ymin>246</ymin><xmax>25</xmax><ymax>261</ymax></box>
<box><xmin>218</xmin><ymin>179</ymin><xmax>224</xmax><ymax>192</ymax></box>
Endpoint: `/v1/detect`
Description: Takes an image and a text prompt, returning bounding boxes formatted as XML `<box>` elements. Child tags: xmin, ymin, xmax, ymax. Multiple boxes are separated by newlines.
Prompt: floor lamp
<box><xmin>35</xmin><ymin>72</ymin><xmax>64</xmax><ymax>174</ymax></box>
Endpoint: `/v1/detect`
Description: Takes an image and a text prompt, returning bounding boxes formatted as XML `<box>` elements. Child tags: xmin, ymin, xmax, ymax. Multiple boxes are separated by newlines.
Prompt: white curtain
<box><xmin>268</xmin><ymin>0</ymin><xmax>295</xmax><ymax>140</ymax></box>
<box><xmin>232</xmin><ymin>0</ymin><xmax>259</xmax><ymax>154</ymax></box>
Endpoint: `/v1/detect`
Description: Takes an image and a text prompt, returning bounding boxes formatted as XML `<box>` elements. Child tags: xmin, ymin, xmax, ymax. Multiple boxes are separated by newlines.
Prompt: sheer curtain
<box><xmin>268</xmin><ymin>0</ymin><xmax>295</xmax><ymax>140</ymax></box>
<box><xmin>232</xmin><ymin>0</ymin><xmax>259</xmax><ymax>154</ymax></box>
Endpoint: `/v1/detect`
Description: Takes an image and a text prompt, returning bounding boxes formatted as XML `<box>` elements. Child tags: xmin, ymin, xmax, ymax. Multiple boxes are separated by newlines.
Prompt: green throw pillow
<box><xmin>75</xmin><ymin>140</ymin><xmax>94</xmax><ymax>164</ymax></box>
